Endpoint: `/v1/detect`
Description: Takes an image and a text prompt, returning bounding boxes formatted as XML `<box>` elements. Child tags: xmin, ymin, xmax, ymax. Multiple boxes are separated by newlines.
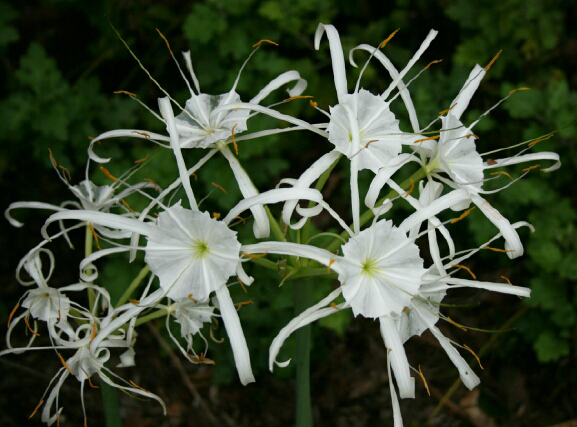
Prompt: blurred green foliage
<box><xmin>1</xmin><ymin>0</ymin><xmax>575</xmax><ymax>388</ymax></box>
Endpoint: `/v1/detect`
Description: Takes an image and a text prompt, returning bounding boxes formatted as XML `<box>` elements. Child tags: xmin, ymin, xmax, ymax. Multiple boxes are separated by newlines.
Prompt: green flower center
<box><xmin>361</xmin><ymin>258</ymin><xmax>379</xmax><ymax>277</ymax></box>
<box><xmin>192</xmin><ymin>240</ymin><xmax>210</xmax><ymax>258</ymax></box>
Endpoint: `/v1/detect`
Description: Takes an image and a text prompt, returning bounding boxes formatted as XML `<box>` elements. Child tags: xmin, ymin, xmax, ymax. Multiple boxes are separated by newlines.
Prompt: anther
<box><xmin>235</xmin><ymin>215</ymin><xmax>246</xmax><ymax>224</ymax></box>
<box><xmin>113</xmin><ymin>90</ymin><xmax>137</xmax><ymax>97</ymax></box>
<box><xmin>242</xmin><ymin>252</ymin><xmax>268</xmax><ymax>259</ymax></box>
<box><xmin>447</xmin><ymin>316</ymin><xmax>468</xmax><ymax>331</ymax></box>
<box><xmin>310</xmin><ymin>100</ymin><xmax>318</xmax><ymax>107</ymax></box>
<box><xmin>188</xmin><ymin>294</ymin><xmax>197</xmax><ymax>303</ymax></box>
<box><xmin>252</xmin><ymin>39</ymin><xmax>279</xmax><ymax>48</ymax></box>
<box><xmin>91</xmin><ymin>323</ymin><xmax>97</xmax><ymax>342</ymax></box>
<box><xmin>156</xmin><ymin>28</ymin><xmax>173</xmax><ymax>54</ymax></box>
<box><xmin>450</xmin><ymin>206</ymin><xmax>476</xmax><ymax>224</ymax></box>
<box><xmin>508</xmin><ymin>87</ymin><xmax>531</xmax><ymax>95</ymax></box>
<box><xmin>58</xmin><ymin>352</ymin><xmax>72</xmax><ymax>374</ymax></box>
<box><xmin>330</xmin><ymin>302</ymin><xmax>340</xmax><ymax>310</ymax></box>
<box><xmin>99</xmin><ymin>166</ymin><xmax>118</xmax><ymax>182</ymax></box>
<box><xmin>418</xmin><ymin>365</ymin><xmax>431</xmax><ymax>396</ymax></box>
<box><xmin>7</xmin><ymin>302</ymin><xmax>19</xmax><ymax>328</ymax></box>
<box><xmin>24</xmin><ymin>316</ymin><xmax>40</xmax><ymax>337</ymax></box>
<box><xmin>190</xmin><ymin>172</ymin><xmax>198</xmax><ymax>180</ymax></box>
<box><xmin>465</xmin><ymin>133</ymin><xmax>479</xmax><ymax>139</ymax></box>
<box><xmin>88</xmin><ymin>376</ymin><xmax>99</xmax><ymax>389</ymax></box>
<box><xmin>84</xmin><ymin>417</ymin><xmax>88</xmax><ymax>427</ymax></box>
<box><xmin>88</xmin><ymin>223</ymin><xmax>101</xmax><ymax>250</ymax></box>
<box><xmin>132</xmin><ymin>131</ymin><xmax>151</xmax><ymax>139</ymax></box>
<box><xmin>121</xmin><ymin>199</ymin><xmax>136</xmax><ymax>215</ymax></box>
<box><xmin>59</xmin><ymin>165</ymin><xmax>72</xmax><ymax>181</ymax></box>
<box><xmin>528</xmin><ymin>133</ymin><xmax>554</xmax><ymax>147</ymax></box>
<box><xmin>231</xmin><ymin>124</ymin><xmax>239</xmax><ymax>155</ymax></box>
<box><xmin>213</xmin><ymin>212</ymin><xmax>221</xmax><ymax>219</ymax></box>
<box><xmin>486</xmin><ymin>159</ymin><xmax>497</xmax><ymax>165</ymax></box>
<box><xmin>522</xmin><ymin>164</ymin><xmax>540</xmax><ymax>172</ymax></box>
<box><xmin>414</xmin><ymin>135</ymin><xmax>440</xmax><ymax>144</ymax></box>
<box><xmin>284</xmin><ymin>95</ymin><xmax>314</xmax><ymax>102</ymax></box>
<box><xmin>425</xmin><ymin>59</ymin><xmax>443</xmax><ymax>70</ymax></box>
<box><xmin>129</xmin><ymin>380</ymin><xmax>150</xmax><ymax>392</ymax></box>
<box><xmin>490</xmin><ymin>171</ymin><xmax>514</xmax><ymax>182</ymax></box>
<box><xmin>483</xmin><ymin>245</ymin><xmax>514</xmax><ymax>253</ymax></box>
<box><xmin>29</xmin><ymin>399</ymin><xmax>44</xmax><ymax>419</ymax></box>
<box><xmin>452</xmin><ymin>264</ymin><xmax>476</xmax><ymax>279</ymax></box>
<box><xmin>238</xmin><ymin>278</ymin><xmax>248</xmax><ymax>293</ymax></box>
<box><xmin>128</xmin><ymin>298</ymin><xmax>140</xmax><ymax>305</ymax></box>
<box><xmin>211</xmin><ymin>182</ymin><xmax>227</xmax><ymax>194</ymax></box>
<box><xmin>438</xmin><ymin>104</ymin><xmax>456</xmax><ymax>116</ymax></box>
<box><xmin>463</xmin><ymin>344</ymin><xmax>484</xmax><ymax>369</ymax></box>
<box><xmin>327</xmin><ymin>259</ymin><xmax>335</xmax><ymax>274</ymax></box>
<box><xmin>485</xmin><ymin>49</ymin><xmax>502</xmax><ymax>71</ymax></box>
<box><xmin>48</xmin><ymin>148</ymin><xmax>58</xmax><ymax>168</ymax></box>
<box><xmin>143</xmin><ymin>178</ymin><xmax>159</xmax><ymax>191</ymax></box>
<box><xmin>236</xmin><ymin>299</ymin><xmax>254</xmax><ymax>308</ymax></box>
<box><xmin>404</xmin><ymin>178</ymin><xmax>414</xmax><ymax>198</ymax></box>
<box><xmin>380</xmin><ymin>29</ymin><xmax>400</xmax><ymax>48</ymax></box>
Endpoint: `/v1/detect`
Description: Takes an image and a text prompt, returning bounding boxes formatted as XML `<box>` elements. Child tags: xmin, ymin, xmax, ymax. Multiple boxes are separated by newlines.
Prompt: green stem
<box><xmin>116</xmin><ymin>265</ymin><xmax>150</xmax><ymax>307</ymax></box>
<box><xmin>324</xmin><ymin>166</ymin><xmax>427</xmax><ymax>254</ymax></box>
<box><xmin>293</xmin><ymin>279</ymin><xmax>313</xmax><ymax>427</ymax></box>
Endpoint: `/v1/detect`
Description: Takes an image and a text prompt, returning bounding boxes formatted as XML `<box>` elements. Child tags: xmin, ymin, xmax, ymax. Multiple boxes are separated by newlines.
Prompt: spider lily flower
<box><xmin>421</xmin><ymin>64</ymin><xmax>561</xmax><ymax>258</ymax></box>
<box><xmin>167</xmin><ymin>296</ymin><xmax>215</xmax><ymax>359</ymax></box>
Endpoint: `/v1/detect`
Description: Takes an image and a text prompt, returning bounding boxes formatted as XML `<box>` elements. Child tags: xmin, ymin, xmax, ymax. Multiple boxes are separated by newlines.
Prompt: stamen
<box><xmin>450</xmin><ymin>206</ymin><xmax>476</xmax><ymax>224</ymax></box>
<box><xmin>528</xmin><ymin>133</ymin><xmax>554</xmax><ymax>147</ymax></box>
<box><xmin>236</xmin><ymin>299</ymin><xmax>254</xmax><ymax>308</ymax></box>
<box><xmin>8</xmin><ymin>302</ymin><xmax>19</xmax><ymax>328</ymax></box>
<box><xmin>508</xmin><ymin>87</ymin><xmax>531</xmax><ymax>95</ymax></box>
<box><xmin>143</xmin><ymin>178</ymin><xmax>159</xmax><ymax>191</ymax></box>
<box><xmin>465</xmin><ymin>133</ymin><xmax>479</xmax><ymax>139</ymax></box>
<box><xmin>438</xmin><ymin>104</ymin><xmax>456</xmax><ymax>116</ymax></box>
<box><xmin>414</xmin><ymin>135</ymin><xmax>440</xmax><ymax>144</ymax></box>
<box><xmin>238</xmin><ymin>278</ymin><xmax>248</xmax><ymax>293</ymax></box>
<box><xmin>403</xmin><ymin>178</ymin><xmax>415</xmax><ymax>198</ymax></box>
<box><xmin>231</xmin><ymin>124</ymin><xmax>239</xmax><ymax>155</ymax></box>
<box><xmin>490</xmin><ymin>171</ymin><xmax>514</xmax><ymax>182</ymax></box>
<box><xmin>128</xmin><ymin>298</ymin><xmax>140</xmax><ymax>305</ymax></box>
<box><xmin>28</xmin><ymin>399</ymin><xmax>44</xmax><ymax>419</ymax></box>
<box><xmin>58</xmin><ymin>413</ymin><xmax>61</xmax><ymax>427</ymax></box>
<box><xmin>403</xmin><ymin>307</ymin><xmax>410</xmax><ymax>313</ymax></box>
<box><xmin>84</xmin><ymin>417</ymin><xmax>88</xmax><ymax>427</ymax></box>
<box><xmin>213</xmin><ymin>212</ymin><xmax>221</xmax><ymax>219</ymax></box>
<box><xmin>452</xmin><ymin>264</ymin><xmax>476</xmax><ymax>279</ymax></box>
<box><xmin>329</xmin><ymin>302</ymin><xmax>340</xmax><ymax>310</ymax></box>
<box><xmin>424</xmin><ymin>59</ymin><xmax>443</xmax><ymax>70</ymax></box>
<box><xmin>58</xmin><ymin>352</ymin><xmax>72</xmax><ymax>374</ymax></box>
<box><xmin>283</xmin><ymin>95</ymin><xmax>314</xmax><ymax>102</ymax></box>
<box><xmin>88</xmin><ymin>223</ymin><xmax>101</xmax><ymax>250</ymax></box>
<box><xmin>447</xmin><ymin>316</ymin><xmax>468</xmax><ymax>331</ymax></box>
<box><xmin>380</xmin><ymin>28</ymin><xmax>400</xmax><ymax>48</ymax></box>
<box><xmin>500</xmin><ymin>275</ymin><xmax>513</xmax><ymax>285</ymax></box>
<box><xmin>211</xmin><ymin>182</ymin><xmax>227</xmax><ymax>194</ymax></box>
<box><xmin>327</xmin><ymin>259</ymin><xmax>335</xmax><ymax>274</ymax></box>
<box><xmin>99</xmin><ymin>166</ymin><xmax>118</xmax><ymax>182</ymax></box>
<box><xmin>188</xmin><ymin>294</ymin><xmax>197</xmax><ymax>303</ymax></box>
<box><xmin>242</xmin><ymin>252</ymin><xmax>268</xmax><ymax>259</ymax></box>
<box><xmin>121</xmin><ymin>199</ymin><xmax>136</xmax><ymax>215</ymax></box>
<box><xmin>210</xmin><ymin>319</ymin><xmax>224</xmax><ymax>343</ymax></box>
<box><xmin>90</xmin><ymin>323</ymin><xmax>97</xmax><ymax>342</ymax></box>
<box><xmin>310</xmin><ymin>100</ymin><xmax>318</xmax><ymax>107</ymax></box>
<box><xmin>58</xmin><ymin>309</ymin><xmax>61</xmax><ymax>323</ymax></box>
<box><xmin>156</xmin><ymin>28</ymin><xmax>173</xmax><ymax>54</ymax></box>
<box><xmin>88</xmin><ymin>136</ymin><xmax>95</xmax><ymax>140</ymax></box>
<box><xmin>132</xmin><ymin>131</ymin><xmax>151</xmax><ymax>139</ymax></box>
<box><xmin>190</xmin><ymin>172</ymin><xmax>198</xmax><ymax>181</ymax></box>
<box><xmin>235</xmin><ymin>215</ymin><xmax>246</xmax><ymax>224</ymax></box>
<box><xmin>129</xmin><ymin>380</ymin><xmax>150</xmax><ymax>392</ymax></box>
<box><xmin>48</xmin><ymin>148</ymin><xmax>58</xmax><ymax>167</ymax></box>
<box><xmin>418</xmin><ymin>365</ymin><xmax>431</xmax><ymax>396</ymax></box>
<box><xmin>522</xmin><ymin>164</ymin><xmax>540</xmax><ymax>172</ymax></box>
<box><xmin>188</xmin><ymin>353</ymin><xmax>216</xmax><ymax>365</ymax></box>
<box><xmin>59</xmin><ymin>165</ymin><xmax>72</xmax><ymax>181</ymax></box>
<box><xmin>484</xmin><ymin>49</ymin><xmax>502</xmax><ymax>71</ymax></box>
<box><xmin>463</xmin><ymin>344</ymin><xmax>484</xmax><ymax>369</ymax></box>
<box><xmin>113</xmin><ymin>90</ymin><xmax>137</xmax><ymax>97</ymax></box>
<box><xmin>252</xmin><ymin>39</ymin><xmax>279</xmax><ymax>48</ymax></box>
<box><xmin>88</xmin><ymin>376</ymin><xmax>99</xmax><ymax>389</ymax></box>
<box><xmin>486</xmin><ymin>159</ymin><xmax>497</xmax><ymax>165</ymax></box>
<box><xmin>24</xmin><ymin>317</ymin><xmax>40</xmax><ymax>336</ymax></box>
<box><xmin>483</xmin><ymin>245</ymin><xmax>514</xmax><ymax>253</ymax></box>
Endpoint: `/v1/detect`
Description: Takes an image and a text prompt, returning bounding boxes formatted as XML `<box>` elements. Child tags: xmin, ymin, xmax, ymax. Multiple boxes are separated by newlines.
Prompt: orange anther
<box><xmin>329</xmin><ymin>302</ymin><xmax>340</xmax><ymax>310</ymax></box>
<box><xmin>522</xmin><ymin>164</ymin><xmax>540</xmax><ymax>172</ymax></box>
<box><xmin>58</xmin><ymin>352</ymin><xmax>72</xmax><ymax>374</ymax></box>
<box><xmin>231</xmin><ymin>124</ymin><xmax>239</xmax><ymax>155</ymax></box>
<box><xmin>8</xmin><ymin>302</ymin><xmax>19</xmax><ymax>328</ymax></box>
<box><xmin>24</xmin><ymin>316</ymin><xmax>40</xmax><ymax>337</ymax></box>
<box><xmin>99</xmin><ymin>166</ymin><xmax>118</xmax><ymax>182</ymax></box>
<box><xmin>380</xmin><ymin>29</ymin><xmax>400</xmax><ymax>48</ymax></box>
<box><xmin>252</xmin><ymin>39</ymin><xmax>279</xmax><ymax>48</ymax></box>
<box><xmin>132</xmin><ymin>131</ymin><xmax>151</xmax><ymax>139</ymax></box>
<box><xmin>88</xmin><ymin>375</ymin><xmax>99</xmax><ymax>389</ymax></box>
<box><xmin>238</xmin><ymin>278</ymin><xmax>248</xmax><ymax>293</ymax></box>
<box><xmin>418</xmin><ymin>365</ymin><xmax>431</xmax><ymax>396</ymax></box>
<box><xmin>438</xmin><ymin>104</ymin><xmax>456</xmax><ymax>116</ymax></box>
<box><xmin>310</xmin><ymin>100</ymin><xmax>318</xmax><ymax>107</ymax></box>
<box><xmin>121</xmin><ymin>199</ymin><xmax>136</xmax><ymax>215</ymax></box>
<box><xmin>143</xmin><ymin>178</ymin><xmax>159</xmax><ymax>192</ymax></box>
<box><xmin>414</xmin><ymin>135</ymin><xmax>440</xmax><ymax>144</ymax></box>
<box><xmin>129</xmin><ymin>380</ymin><xmax>150</xmax><ymax>392</ymax></box>
<box><xmin>188</xmin><ymin>352</ymin><xmax>216</xmax><ymax>364</ymax></box>
<box><xmin>235</xmin><ymin>215</ymin><xmax>246</xmax><ymax>224</ymax></box>
<box><xmin>450</xmin><ymin>206</ymin><xmax>476</xmax><ymax>224</ymax></box>
<box><xmin>59</xmin><ymin>165</ymin><xmax>72</xmax><ymax>181</ymax></box>
<box><xmin>452</xmin><ymin>264</ymin><xmax>476</xmax><ymax>279</ymax></box>
<box><xmin>113</xmin><ymin>90</ymin><xmax>137</xmax><ymax>97</ymax></box>
<box><xmin>327</xmin><ymin>259</ymin><xmax>335</xmax><ymax>274</ymax></box>
<box><xmin>188</xmin><ymin>294</ymin><xmax>197</xmax><ymax>303</ymax></box>
<box><xmin>236</xmin><ymin>299</ymin><xmax>254</xmax><ymax>308</ymax></box>
<box><xmin>508</xmin><ymin>87</ymin><xmax>531</xmax><ymax>95</ymax></box>
<box><xmin>424</xmin><ymin>59</ymin><xmax>443</xmax><ymax>70</ymax></box>
<box><xmin>463</xmin><ymin>344</ymin><xmax>484</xmax><ymax>369</ymax></box>
<box><xmin>485</xmin><ymin>49</ymin><xmax>502</xmax><ymax>71</ymax></box>
<box><xmin>403</xmin><ymin>178</ymin><xmax>415</xmax><ymax>199</ymax></box>
<box><xmin>490</xmin><ymin>171</ymin><xmax>514</xmax><ymax>182</ymax></box>
<box><xmin>528</xmin><ymin>133</ymin><xmax>554</xmax><ymax>147</ymax></box>
<box><xmin>88</xmin><ymin>223</ymin><xmax>101</xmax><ymax>251</ymax></box>
<box><xmin>190</xmin><ymin>172</ymin><xmax>198</xmax><ymax>181</ymax></box>
<box><xmin>29</xmin><ymin>399</ymin><xmax>44</xmax><ymax>419</ymax></box>
<box><xmin>84</xmin><ymin>417</ymin><xmax>88</xmax><ymax>427</ymax></box>
<box><xmin>156</xmin><ymin>28</ymin><xmax>173</xmax><ymax>54</ymax></box>
<box><xmin>128</xmin><ymin>298</ymin><xmax>140</xmax><ymax>305</ymax></box>
<box><xmin>242</xmin><ymin>252</ymin><xmax>268</xmax><ymax>259</ymax></box>
<box><xmin>465</xmin><ymin>133</ymin><xmax>479</xmax><ymax>139</ymax></box>
<box><xmin>501</xmin><ymin>275</ymin><xmax>513</xmax><ymax>285</ymax></box>
<box><xmin>91</xmin><ymin>323</ymin><xmax>97</xmax><ymax>342</ymax></box>
<box><xmin>213</xmin><ymin>212</ymin><xmax>221</xmax><ymax>219</ymax></box>
<box><xmin>48</xmin><ymin>148</ymin><xmax>58</xmax><ymax>168</ymax></box>
<box><xmin>447</xmin><ymin>316</ymin><xmax>468</xmax><ymax>331</ymax></box>
<box><xmin>211</xmin><ymin>182</ymin><xmax>227</xmax><ymax>194</ymax></box>
<box><xmin>486</xmin><ymin>158</ymin><xmax>497</xmax><ymax>165</ymax></box>
<box><xmin>283</xmin><ymin>95</ymin><xmax>314</xmax><ymax>102</ymax></box>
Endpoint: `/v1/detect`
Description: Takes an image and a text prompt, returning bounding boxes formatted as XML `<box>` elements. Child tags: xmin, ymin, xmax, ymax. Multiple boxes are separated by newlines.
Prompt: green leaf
<box><xmin>533</xmin><ymin>330</ymin><xmax>570</xmax><ymax>362</ymax></box>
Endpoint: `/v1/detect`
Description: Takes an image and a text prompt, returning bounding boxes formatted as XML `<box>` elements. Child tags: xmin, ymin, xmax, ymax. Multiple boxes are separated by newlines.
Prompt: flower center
<box><xmin>361</xmin><ymin>258</ymin><xmax>379</xmax><ymax>277</ymax></box>
<box><xmin>192</xmin><ymin>240</ymin><xmax>210</xmax><ymax>258</ymax></box>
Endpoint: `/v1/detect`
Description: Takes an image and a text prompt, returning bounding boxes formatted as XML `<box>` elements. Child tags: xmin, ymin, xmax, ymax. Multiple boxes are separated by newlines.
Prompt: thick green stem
<box><xmin>293</xmin><ymin>279</ymin><xmax>313</xmax><ymax>427</ymax></box>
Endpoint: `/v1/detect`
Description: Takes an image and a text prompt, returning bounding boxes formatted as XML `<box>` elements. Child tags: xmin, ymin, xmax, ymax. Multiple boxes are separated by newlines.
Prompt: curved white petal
<box><xmin>88</xmin><ymin>129</ymin><xmax>170</xmax><ymax>163</ymax></box>
<box><xmin>379</xmin><ymin>316</ymin><xmax>415</xmax><ymax>399</ymax></box>
<box><xmin>484</xmin><ymin>151</ymin><xmax>561</xmax><ymax>172</ymax></box>
<box><xmin>400</xmin><ymin>189</ymin><xmax>469</xmax><ymax>231</ymax></box>
<box><xmin>250</xmin><ymin>70</ymin><xmax>307</xmax><ymax>104</ymax></box>
<box><xmin>315</xmin><ymin>23</ymin><xmax>348</xmax><ymax>102</ymax></box>
<box><xmin>450</xmin><ymin>65</ymin><xmax>486</xmax><ymax>120</ymax></box>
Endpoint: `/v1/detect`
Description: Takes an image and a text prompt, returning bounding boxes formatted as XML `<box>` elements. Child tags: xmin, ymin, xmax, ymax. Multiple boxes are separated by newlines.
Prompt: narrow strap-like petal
<box><xmin>380</xmin><ymin>316</ymin><xmax>415</xmax><ymax>399</ymax></box>
<box><xmin>5</xmin><ymin>201</ymin><xmax>68</xmax><ymax>228</ymax></box>
<box><xmin>250</xmin><ymin>70</ymin><xmax>307</xmax><ymax>104</ymax></box>
<box><xmin>315</xmin><ymin>23</ymin><xmax>348</xmax><ymax>103</ymax></box>
<box><xmin>450</xmin><ymin>65</ymin><xmax>485</xmax><ymax>120</ymax></box>
<box><xmin>400</xmin><ymin>189</ymin><xmax>469</xmax><ymax>231</ymax></box>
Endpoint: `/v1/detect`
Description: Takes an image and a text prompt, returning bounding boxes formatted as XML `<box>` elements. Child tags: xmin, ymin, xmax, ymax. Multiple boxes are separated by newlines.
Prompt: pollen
<box><xmin>450</xmin><ymin>206</ymin><xmax>476</xmax><ymax>224</ymax></box>
<box><xmin>88</xmin><ymin>223</ymin><xmax>101</xmax><ymax>251</ymax></box>
<box><xmin>490</xmin><ymin>171</ymin><xmax>514</xmax><ymax>182</ymax></box>
<box><xmin>418</xmin><ymin>365</ymin><xmax>431</xmax><ymax>396</ymax></box>
<box><xmin>283</xmin><ymin>95</ymin><xmax>314</xmax><ymax>102</ymax></box>
<box><xmin>58</xmin><ymin>352</ymin><xmax>72</xmax><ymax>374</ymax></box>
<box><xmin>485</xmin><ymin>49</ymin><xmax>502</xmax><ymax>71</ymax></box>
<box><xmin>325</xmin><ymin>259</ymin><xmax>335</xmax><ymax>274</ymax></box>
<box><xmin>144</xmin><ymin>178</ymin><xmax>159</xmax><ymax>192</ymax></box>
<box><xmin>212</xmin><ymin>182</ymin><xmax>227</xmax><ymax>194</ymax></box>
<box><xmin>113</xmin><ymin>90</ymin><xmax>137</xmax><ymax>97</ymax></box>
<box><xmin>424</xmin><ymin>59</ymin><xmax>443</xmax><ymax>70</ymax></box>
<box><xmin>7</xmin><ymin>302</ymin><xmax>19</xmax><ymax>328</ymax></box>
<box><xmin>99</xmin><ymin>166</ymin><xmax>118</xmax><ymax>182</ymax></box>
<box><xmin>414</xmin><ymin>135</ymin><xmax>440</xmax><ymax>144</ymax></box>
<box><xmin>452</xmin><ymin>264</ymin><xmax>476</xmax><ymax>279</ymax></box>
<box><xmin>310</xmin><ymin>100</ymin><xmax>318</xmax><ymax>107</ymax></box>
<box><xmin>24</xmin><ymin>316</ymin><xmax>40</xmax><ymax>337</ymax></box>
<box><xmin>380</xmin><ymin>28</ymin><xmax>400</xmax><ymax>48</ymax></box>
<box><xmin>463</xmin><ymin>344</ymin><xmax>484</xmax><ymax>369</ymax></box>
<box><xmin>28</xmin><ymin>399</ymin><xmax>44</xmax><ymax>419</ymax></box>
<box><xmin>253</xmin><ymin>39</ymin><xmax>279</xmax><ymax>48</ymax></box>
<box><xmin>132</xmin><ymin>131</ymin><xmax>151</xmax><ymax>139</ymax></box>
<box><xmin>156</xmin><ymin>28</ymin><xmax>173</xmax><ymax>54</ymax></box>
<box><xmin>230</xmin><ymin>124</ymin><xmax>239</xmax><ymax>155</ymax></box>
<box><xmin>404</xmin><ymin>178</ymin><xmax>415</xmax><ymax>199</ymax></box>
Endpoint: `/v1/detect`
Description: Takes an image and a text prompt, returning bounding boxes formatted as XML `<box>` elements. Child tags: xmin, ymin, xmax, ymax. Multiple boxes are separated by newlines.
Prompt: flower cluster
<box><xmin>3</xmin><ymin>23</ymin><xmax>559</xmax><ymax>426</ymax></box>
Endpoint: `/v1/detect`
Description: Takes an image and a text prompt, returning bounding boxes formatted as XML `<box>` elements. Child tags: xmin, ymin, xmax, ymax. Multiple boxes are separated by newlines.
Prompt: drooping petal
<box><xmin>315</xmin><ymin>23</ymin><xmax>348</xmax><ymax>103</ymax></box>
<box><xmin>379</xmin><ymin>316</ymin><xmax>415</xmax><ymax>399</ymax></box>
